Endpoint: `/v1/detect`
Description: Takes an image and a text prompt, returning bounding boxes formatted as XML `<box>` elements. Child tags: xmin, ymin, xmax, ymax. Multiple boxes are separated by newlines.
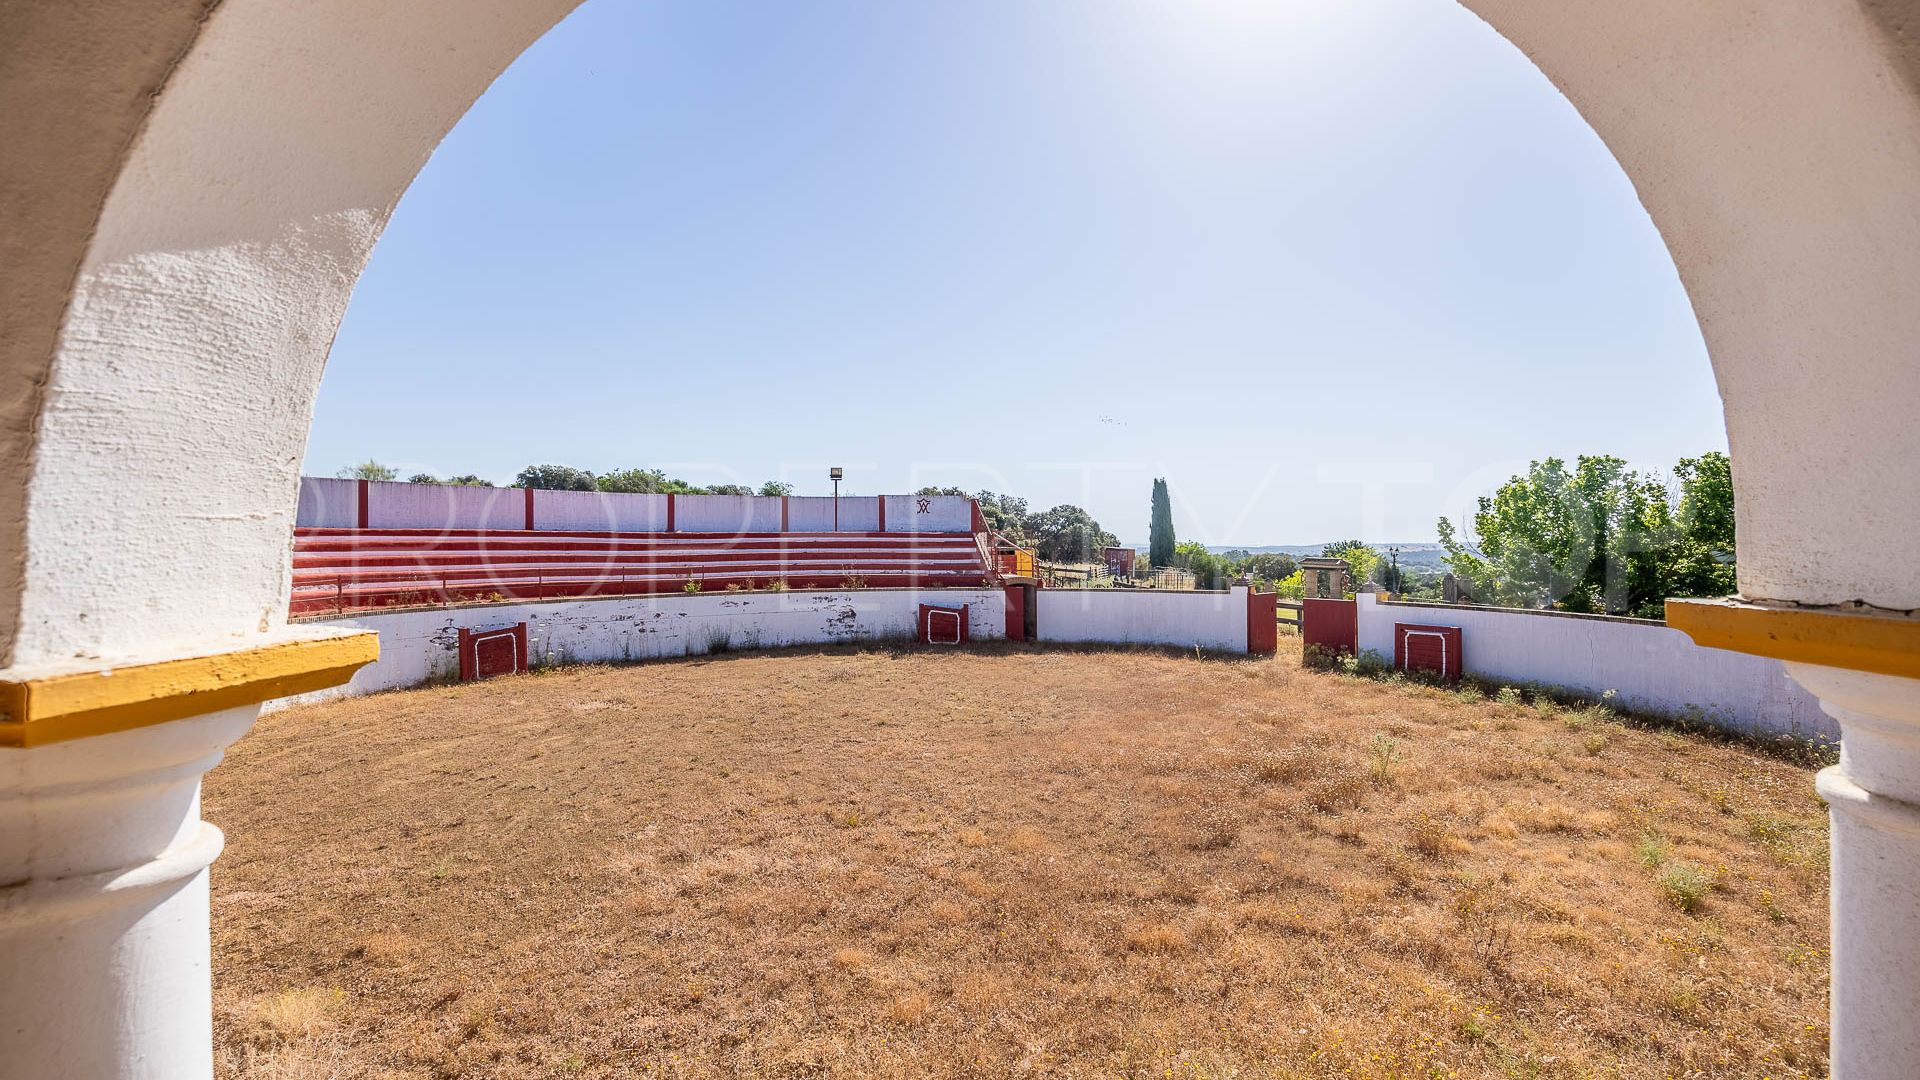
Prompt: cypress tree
<box><xmin>1148</xmin><ymin>478</ymin><xmax>1176</xmax><ymax>568</ymax></box>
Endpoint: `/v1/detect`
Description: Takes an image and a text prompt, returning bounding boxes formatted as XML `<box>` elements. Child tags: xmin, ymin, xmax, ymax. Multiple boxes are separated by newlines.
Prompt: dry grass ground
<box><xmin>206</xmin><ymin>645</ymin><xmax>1831</xmax><ymax>1080</ymax></box>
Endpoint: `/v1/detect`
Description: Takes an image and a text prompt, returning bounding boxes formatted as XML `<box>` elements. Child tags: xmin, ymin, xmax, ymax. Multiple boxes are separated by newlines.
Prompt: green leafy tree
<box><xmin>1405</xmin><ymin>570</ymin><xmax>1445</xmax><ymax>600</ymax></box>
<box><xmin>1669</xmin><ymin>452</ymin><xmax>1736</xmax><ymax>599</ymax></box>
<box><xmin>596</xmin><ymin>468</ymin><xmax>703</xmax><ymax>494</ymax></box>
<box><xmin>758</xmin><ymin>480</ymin><xmax>795</xmax><ymax>497</ymax></box>
<box><xmin>1239</xmin><ymin>552</ymin><xmax>1298</xmax><ymax>586</ymax></box>
<box><xmin>926</xmin><ymin>489</ymin><xmax>1031</xmax><ymax>544</ymax></box>
<box><xmin>337</xmin><ymin>460</ymin><xmax>398</xmax><ymax>481</ymax></box>
<box><xmin>1676</xmin><ymin>452</ymin><xmax>1734</xmax><ymax>548</ymax></box>
<box><xmin>1148</xmin><ymin>478</ymin><xmax>1176</xmax><ymax>568</ymax></box>
<box><xmin>1370</xmin><ymin>555</ymin><xmax>1405</xmax><ymax>594</ymax></box>
<box><xmin>1438</xmin><ymin>453</ymin><xmax>1735</xmax><ymax>617</ymax></box>
<box><xmin>409</xmin><ymin>473</ymin><xmax>492</xmax><ymax>486</ymax></box>
<box><xmin>705</xmin><ymin>484</ymin><xmax>753</xmax><ymax>496</ymax></box>
<box><xmin>977</xmin><ymin>491</ymin><xmax>1030</xmax><ymax>535</ymax></box>
<box><xmin>1027</xmin><ymin>504</ymin><xmax>1118</xmax><ymax>563</ymax></box>
<box><xmin>1173</xmin><ymin>541</ymin><xmax>1235</xmax><ymax>589</ymax></box>
<box><xmin>1319</xmin><ymin>540</ymin><xmax>1380</xmax><ymax>589</ymax></box>
<box><xmin>513</xmin><ymin>464</ymin><xmax>597</xmax><ymax>491</ymax></box>
<box><xmin>1438</xmin><ymin>458</ymin><xmax>1601</xmax><ymax>610</ymax></box>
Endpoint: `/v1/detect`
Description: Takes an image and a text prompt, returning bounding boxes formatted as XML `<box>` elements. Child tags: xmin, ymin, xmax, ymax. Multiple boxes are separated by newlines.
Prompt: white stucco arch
<box><xmin>3</xmin><ymin>1</ymin><xmax>1920</xmax><ymax>1076</ymax></box>
<box><xmin>4</xmin><ymin>0</ymin><xmax>1920</xmax><ymax>674</ymax></box>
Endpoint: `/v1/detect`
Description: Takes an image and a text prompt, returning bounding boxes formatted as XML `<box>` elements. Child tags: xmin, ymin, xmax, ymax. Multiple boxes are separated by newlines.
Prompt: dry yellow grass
<box><xmin>206</xmin><ymin>645</ymin><xmax>1831</xmax><ymax>1079</ymax></box>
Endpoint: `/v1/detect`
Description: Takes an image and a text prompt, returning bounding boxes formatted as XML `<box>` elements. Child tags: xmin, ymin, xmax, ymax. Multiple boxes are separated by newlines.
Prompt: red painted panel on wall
<box><xmin>1301</xmin><ymin>597</ymin><xmax>1357</xmax><ymax>656</ymax></box>
<box><xmin>475</xmin><ymin>633</ymin><xmax>517</xmax><ymax>677</ymax></box>
<box><xmin>919</xmin><ymin>604</ymin><xmax>970</xmax><ymax>645</ymax></box>
<box><xmin>458</xmin><ymin>623</ymin><xmax>528</xmax><ymax>681</ymax></box>
<box><xmin>1393</xmin><ymin>622</ymin><xmax>1462</xmax><ymax>681</ymax></box>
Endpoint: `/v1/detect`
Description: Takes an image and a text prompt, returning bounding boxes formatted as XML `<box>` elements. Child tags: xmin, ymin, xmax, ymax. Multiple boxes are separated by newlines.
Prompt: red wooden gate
<box><xmin>1300</xmin><ymin>597</ymin><xmax>1357</xmax><ymax>656</ymax></box>
<box><xmin>1246</xmin><ymin>590</ymin><xmax>1278</xmax><ymax>655</ymax></box>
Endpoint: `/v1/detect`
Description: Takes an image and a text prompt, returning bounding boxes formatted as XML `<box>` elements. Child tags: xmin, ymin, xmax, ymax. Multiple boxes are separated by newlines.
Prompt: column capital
<box><xmin>0</xmin><ymin>628</ymin><xmax>376</xmax><ymax>748</ymax></box>
<box><xmin>1666</xmin><ymin>597</ymin><xmax>1920</xmax><ymax>680</ymax></box>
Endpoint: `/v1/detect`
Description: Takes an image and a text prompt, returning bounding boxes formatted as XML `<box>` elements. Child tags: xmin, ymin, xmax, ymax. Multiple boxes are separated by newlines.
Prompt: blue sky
<box><xmin>306</xmin><ymin>0</ymin><xmax>1723</xmax><ymax>546</ymax></box>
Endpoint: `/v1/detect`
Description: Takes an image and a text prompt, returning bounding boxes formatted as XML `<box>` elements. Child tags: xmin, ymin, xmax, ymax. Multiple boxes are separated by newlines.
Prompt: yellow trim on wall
<box><xmin>1666</xmin><ymin>598</ymin><xmax>1920</xmax><ymax>681</ymax></box>
<box><xmin>0</xmin><ymin>632</ymin><xmax>378</xmax><ymax>748</ymax></box>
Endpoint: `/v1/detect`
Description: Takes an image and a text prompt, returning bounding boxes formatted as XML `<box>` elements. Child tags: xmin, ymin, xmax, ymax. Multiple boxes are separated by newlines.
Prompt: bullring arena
<box><xmin>192</xmin><ymin>482</ymin><xmax>1846</xmax><ymax>1076</ymax></box>
<box><xmin>5</xmin><ymin>2</ymin><xmax>1920</xmax><ymax>1079</ymax></box>
<box><xmin>212</xmin><ymin>645</ymin><xmax>1832</xmax><ymax>1078</ymax></box>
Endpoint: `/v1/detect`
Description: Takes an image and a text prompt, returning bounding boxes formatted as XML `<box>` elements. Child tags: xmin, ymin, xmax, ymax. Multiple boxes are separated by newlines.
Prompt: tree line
<box><xmin>1437</xmin><ymin>452</ymin><xmax>1734</xmax><ymax>619</ymax></box>
<box><xmin>1153</xmin><ymin>451</ymin><xmax>1737</xmax><ymax>613</ymax></box>
<box><xmin>336</xmin><ymin>460</ymin><xmax>796</xmax><ymax>497</ymax></box>
<box><xmin>914</xmin><ymin>488</ymin><xmax>1120</xmax><ymax>564</ymax></box>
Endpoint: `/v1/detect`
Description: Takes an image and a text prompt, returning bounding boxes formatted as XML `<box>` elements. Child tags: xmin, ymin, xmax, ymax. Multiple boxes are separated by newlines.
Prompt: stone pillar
<box><xmin>0</xmin><ymin>706</ymin><xmax>258</xmax><ymax>1080</ymax></box>
<box><xmin>1787</xmin><ymin>664</ymin><xmax>1920</xmax><ymax>1080</ymax></box>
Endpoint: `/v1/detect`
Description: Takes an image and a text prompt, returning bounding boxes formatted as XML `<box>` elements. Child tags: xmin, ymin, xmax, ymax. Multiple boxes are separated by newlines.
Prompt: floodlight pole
<box><xmin>830</xmin><ymin>466</ymin><xmax>843</xmax><ymax>531</ymax></box>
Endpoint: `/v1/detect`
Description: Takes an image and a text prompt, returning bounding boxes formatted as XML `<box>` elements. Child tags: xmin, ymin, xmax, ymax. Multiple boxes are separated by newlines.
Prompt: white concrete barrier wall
<box><xmin>787</xmin><ymin>497</ymin><xmax>834</xmax><ymax>532</ymax></box>
<box><xmin>295</xmin><ymin>476</ymin><xmax>358</xmax><ymax>528</ymax></box>
<box><xmin>674</xmin><ymin>494</ymin><xmax>781</xmax><ymax>533</ymax></box>
<box><xmin>1354</xmin><ymin>594</ymin><xmax>1836</xmax><ymax>741</ymax></box>
<box><xmin>365</xmin><ymin>479</ymin><xmax>522</xmax><ymax>530</ymax></box>
<box><xmin>1036</xmin><ymin>586</ymin><xmax>1250</xmax><ymax>653</ymax></box>
<box><xmin>274</xmin><ymin>588</ymin><xmax>1006</xmax><ymax>704</ymax></box>
<box><xmin>532</xmin><ymin>489</ymin><xmax>667</xmax><ymax>532</ymax></box>
<box><xmin>788</xmin><ymin>496</ymin><xmax>878</xmax><ymax>532</ymax></box>
<box><xmin>882</xmin><ymin>494</ymin><xmax>972</xmax><ymax>532</ymax></box>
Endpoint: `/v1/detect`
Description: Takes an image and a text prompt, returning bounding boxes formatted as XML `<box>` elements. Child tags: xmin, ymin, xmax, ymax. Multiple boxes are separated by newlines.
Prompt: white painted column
<box><xmin>0</xmin><ymin>706</ymin><xmax>257</xmax><ymax>1080</ymax></box>
<box><xmin>1786</xmin><ymin>664</ymin><xmax>1920</xmax><ymax>1080</ymax></box>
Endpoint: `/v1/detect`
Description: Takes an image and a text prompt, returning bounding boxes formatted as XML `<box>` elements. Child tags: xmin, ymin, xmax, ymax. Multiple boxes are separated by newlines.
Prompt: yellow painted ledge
<box><xmin>0</xmin><ymin>632</ymin><xmax>378</xmax><ymax>748</ymax></box>
<box><xmin>1667</xmin><ymin>597</ymin><xmax>1920</xmax><ymax>681</ymax></box>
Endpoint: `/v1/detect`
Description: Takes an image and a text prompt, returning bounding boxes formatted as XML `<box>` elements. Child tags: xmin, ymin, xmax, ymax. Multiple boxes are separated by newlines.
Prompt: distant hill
<box><xmin>1112</xmin><ymin>542</ymin><xmax>1450</xmax><ymax>570</ymax></box>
